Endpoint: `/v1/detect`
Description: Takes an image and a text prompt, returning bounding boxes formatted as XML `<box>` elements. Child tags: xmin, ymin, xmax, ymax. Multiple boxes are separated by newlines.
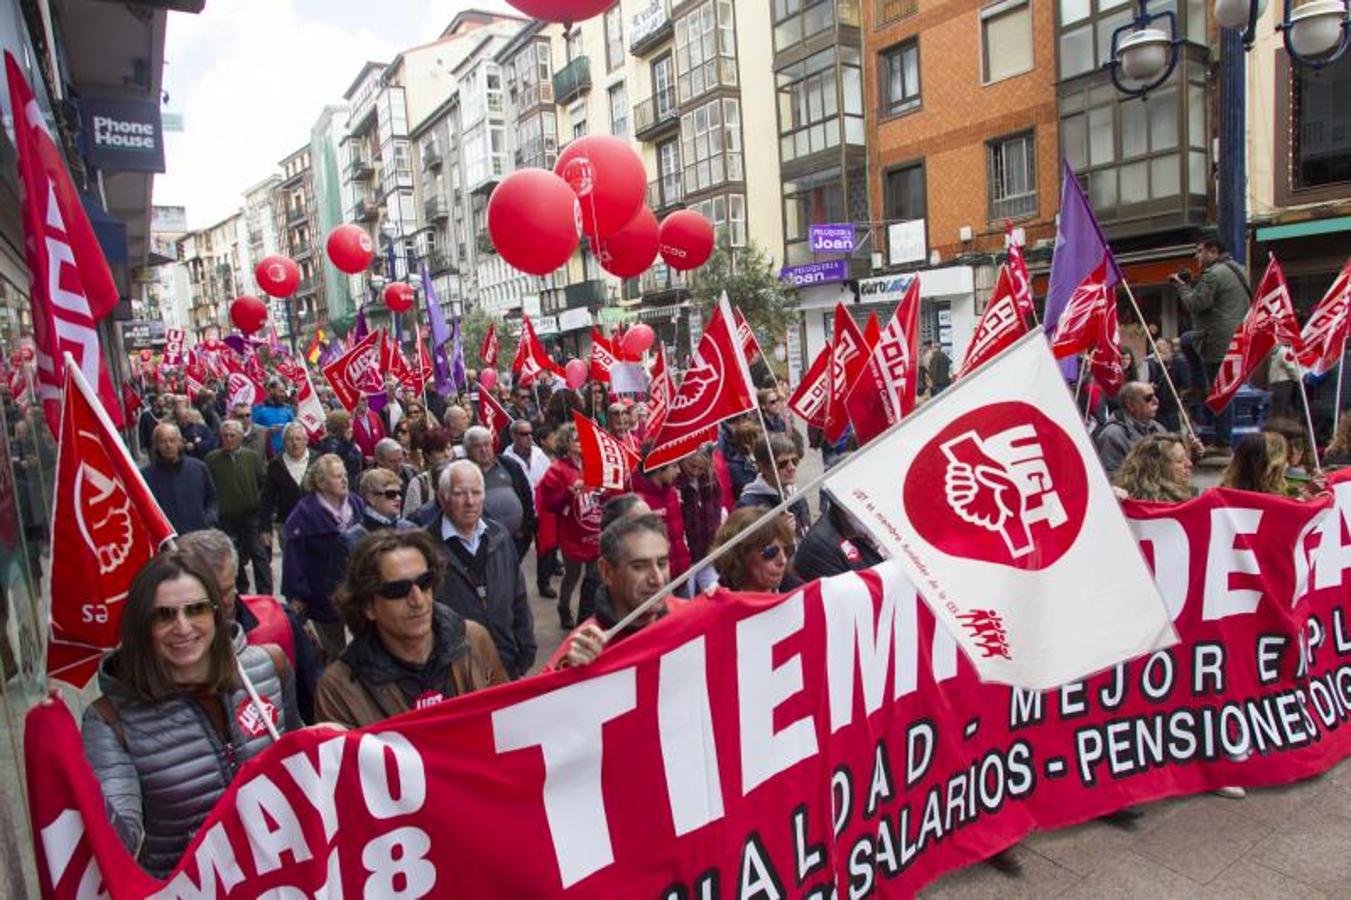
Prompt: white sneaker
<box><xmin>1214</xmin><ymin>786</ymin><xmax>1246</xmax><ymax>799</ymax></box>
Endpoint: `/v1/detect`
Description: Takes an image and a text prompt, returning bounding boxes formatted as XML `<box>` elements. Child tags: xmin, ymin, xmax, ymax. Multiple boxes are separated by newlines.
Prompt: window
<box><xmin>674</xmin><ymin>0</ymin><xmax>738</xmax><ymax>104</ymax></box>
<box><xmin>783</xmin><ymin>167</ymin><xmax>845</xmax><ymax>264</ymax></box>
<box><xmin>681</xmin><ymin>97</ymin><xmax>743</xmax><ymax>194</ymax></box>
<box><xmin>653</xmin><ymin>56</ymin><xmax>676</xmax><ymax>118</ymax></box>
<box><xmin>772</xmin><ymin>0</ymin><xmax>835</xmax><ymax>50</ymax></box>
<box><xmin>776</xmin><ymin>48</ymin><xmax>863</xmax><ymax>164</ymax></box>
<box><xmin>518</xmin><ymin>111</ymin><xmax>558</xmax><ymax>169</ymax></box>
<box><xmin>570</xmin><ymin>102</ymin><xmax>588</xmax><ymax>139</ymax></box>
<box><xmin>605</xmin><ymin>5</ymin><xmax>624</xmax><ymax>71</ymax></box>
<box><xmin>1058</xmin><ymin>0</ymin><xmax>1203</xmax><ymax>80</ymax></box>
<box><xmin>657</xmin><ymin>139</ymin><xmax>682</xmax><ymax>206</ymax></box>
<box><xmin>982</xmin><ymin>0</ymin><xmax>1033</xmax><ymax>82</ymax></box>
<box><xmin>880</xmin><ymin>40</ymin><xmax>920</xmax><ymax>117</ymax></box>
<box><xmin>885</xmin><ymin>162</ymin><xmax>925</xmax><ymax>220</ymax></box>
<box><xmin>1293</xmin><ymin>54</ymin><xmax>1351</xmax><ymax>189</ymax></box>
<box><xmin>609</xmin><ymin>82</ymin><xmax>630</xmax><ymax>140</ymax></box>
<box><xmin>691</xmin><ymin>193</ymin><xmax>746</xmax><ymax>246</ymax></box>
<box><xmin>988</xmin><ymin>132</ymin><xmax>1037</xmax><ymax>220</ymax></box>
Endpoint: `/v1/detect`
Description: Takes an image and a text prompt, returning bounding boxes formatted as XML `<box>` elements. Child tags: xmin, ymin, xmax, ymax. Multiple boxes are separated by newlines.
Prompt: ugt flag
<box><xmin>958</xmin><ymin>265</ymin><xmax>1029</xmax><ymax>378</ymax></box>
<box><xmin>843</xmin><ymin>276</ymin><xmax>920</xmax><ymax>444</ymax></box>
<box><xmin>1207</xmin><ymin>255</ymin><xmax>1304</xmax><ymax>413</ymax></box>
<box><xmin>644</xmin><ymin>293</ymin><xmax>755</xmax><ymax>470</ymax></box>
<box><xmin>573</xmin><ymin>411</ymin><xmax>640</xmax><ymax>491</ymax></box>
<box><xmin>1045</xmin><ymin>160</ymin><xmax>1123</xmax><ymax>332</ymax></box>
<box><xmin>824</xmin><ymin>330</ymin><xmax>1176</xmax><ymax>689</ymax></box>
<box><xmin>1297</xmin><ymin>261</ymin><xmax>1351</xmax><ymax>376</ymax></box>
<box><xmin>646</xmin><ymin>344</ymin><xmax>675</xmax><ymax>434</ymax></box>
<box><xmin>48</xmin><ymin>354</ymin><xmax>175</xmax><ymax>687</ymax></box>
<box><xmin>321</xmin><ymin>328</ymin><xmax>390</xmax><ymax>412</ymax></box>
<box><xmin>824</xmin><ymin>304</ymin><xmax>872</xmax><ymax>443</ymax></box>
<box><xmin>6</xmin><ymin>52</ymin><xmax>121</xmax><ymax>435</ymax></box>
<box><xmin>787</xmin><ymin>340</ymin><xmax>833</xmax><ymax>430</ymax></box>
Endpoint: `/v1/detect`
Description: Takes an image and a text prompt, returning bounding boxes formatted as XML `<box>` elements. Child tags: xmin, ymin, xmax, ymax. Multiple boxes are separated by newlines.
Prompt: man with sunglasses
<box><xmin>736</xmin><ymin>432</ymin><xmax>811</xmax><ymax>539</ymax></box>
<box><xmin>1094</xmin><ymin>381</ymin><xmax>1171</xmax><ymax>478</ymax></box>
<box><xmin>315</xmin><ymin>530</ymin><xmax>507</xmax><ymax>728</ymax></box>
<box><xmin>429</xmin><ymin>461</ymin><xmax>536</xmax><ymax>679</ymax></box>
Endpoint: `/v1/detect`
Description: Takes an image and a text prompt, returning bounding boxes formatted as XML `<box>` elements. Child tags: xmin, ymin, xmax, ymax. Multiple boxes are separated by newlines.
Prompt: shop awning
<box><xmin>1255</xmin><ymin>216</ymin><xmax>1351</xmax><ymax>242</ymax></box>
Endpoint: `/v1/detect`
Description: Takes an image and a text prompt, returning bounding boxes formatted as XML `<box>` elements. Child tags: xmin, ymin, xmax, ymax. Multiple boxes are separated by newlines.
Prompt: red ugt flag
<box><xmin>479</xmin><ymin>389</ymin><xmax>512</xmax><ymax>451</ymax></box>
<box><xmin>646</xmin><ymin>344</ymin><xmax>675</xmax><ymax>434</ymax></box>
<box><xmin>787</xmin><ymin>340</ymin><xmax>833</xmax><ymax>430</ymax></box>
<box><xmin>48</xmin><ymin>354</ymin><xmax>175</xmax><ymax>687</ymax></box>
<box><xmin>1050</xmin><ymin>257</ymin><xmax>1111</xmax><ymax>359</ymax></box>
<box><xmin>645</xmin><ymin>293</ymin><xmax>756</xmax><ymax>470</ymax></box>
<box><xmin>322</xmin><ymin>328</ymin><xmax>390</xmax><ymax>412</ymax></box>
<box><xmin>6</xmin><ymin>52</ymin><xmax>121</xmax><ymax>436</ymax></box>
<box><xmin>1207</xmin><ymin>255</ymin><xmax>1303</xmax><ymax>413</ymax></box>
<box><xmin>590</xmin><ymin>327</ymin><xmax>618</xmax><ymax>383</ymax></box>
<box><xmin>1297</xmin><ymin>261</ymin><xmax>1351</xmax><ymax>376</ymax></box>
<box><xmin>480</xmin><ymin>323</ymin><xmax>499</xmax><ymax>366</ymax></box>
<box><xmin>844</xmin><ymin>276</ymin><xmax>920</xmax><ymax>444</ymax></box>
<box><xmin>733</xmin><ymin>308</ymin><xmax>764</xmax><ymax>363</ymax></box>
<box><xmin>574</xmin><ymin>411</ymin><xmax>640</xmax><ymax>491</ymax></box>
<box><xmin>512</xmin><ymin>315</ymin><xmax>563</xmax><ymax>387</ymax></box>
<box><xmin>959</xmin><ymin>265</ymin><xmax>1029</xmax><ymax>378</ymax></box>
<box><xmin>824</xmin><ymin>303</ymin><xmax>873</xmax><ymax>442</ymax></box>
<box><xmin>1005</xmin><ymin>220</ymin><xmax>1036</xmax><ymax>320</ymax></box>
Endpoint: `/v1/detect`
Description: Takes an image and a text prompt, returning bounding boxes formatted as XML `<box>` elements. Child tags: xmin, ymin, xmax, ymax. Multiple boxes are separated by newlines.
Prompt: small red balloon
<box><xmin>479</xmin><ymin>368</ymin><xmax>498</xmax><ymax>391</ymax></box>
<box><xmin>230</xmin><ymin>295</ymin><xmax>269</xmax><ymax>335</ymax></box>
<box><xmin>504</xmin><ymin>0</ymin><xmax>612</xmax><ymax>23</ymax></box>
<box><xmin>326</xmin><ymin>224</ymin><xmax>376</xmax><ymax>274</ymax></box>
<box><xmin>383</xmin><ymin>282</ymin><xmax>416</xmax><ymax>314</ymax></box>
<box><xmin>254</xmin><ymin>254</ymin><xmax>301</xmax><ymax>298</ymax></box>
<box><xmin>564</xmin><ymin>358</ymin><xmax>588</xmax><ymax>390</ymax></box>
<box><xmin>621</xmin><ymin>323</ymin><xmax>656</xmax><ymax>357</ymax></box>
<box><xmin>487</xmin><ymin>169</ymin><xmax>581</xmax><ymax>276</ymax></box>
<box><xmin>555</xmin><ymin>135</ymin><xmax>646</xmax><ymax>240</ymax></box>
<box><xmin>658</xmin><ymin>210</ymin><xmax>716</xmax><ymax>271</ymax></box>
<box><xmin>597</xmin><ymin>207</ymin><xmax>660</xmax><ymax>279</ymax></box>
<box><xmin>139</xmin><ymin>349</ymin><xmax>153</xmax><ymax>362</ymax></box>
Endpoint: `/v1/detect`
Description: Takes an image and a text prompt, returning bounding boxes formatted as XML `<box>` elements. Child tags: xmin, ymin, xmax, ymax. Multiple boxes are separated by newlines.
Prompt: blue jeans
<box><xmin>1201</xmin><ymin>357</ymin><xmax>1234</xmax><ymax>446</ymax></box>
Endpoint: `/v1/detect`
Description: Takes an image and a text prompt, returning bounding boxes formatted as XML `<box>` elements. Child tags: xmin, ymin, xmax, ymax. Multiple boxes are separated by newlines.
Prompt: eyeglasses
<box><xmin>371</xmin><ymin>488</ymin><xmax>403</xmax><ymax>500</ymax></box>
<box><xmin>759</xmin><ymin>544</ymin><xmax>783</xmax><ymax>562</ymax></box>
<box><xmin>776</xmin><ymin>457</ymin><xmax>801</xmax><ymax>470</ymax></box>
<box><xmin>376</xmin><ymin>570</ymin><xmax>436</xmax><ymax>599</ymax></box>
<box><xmin>152</xmin><ymin>599</ymin><xmax>216</xmax><ymax>628</ymax></box>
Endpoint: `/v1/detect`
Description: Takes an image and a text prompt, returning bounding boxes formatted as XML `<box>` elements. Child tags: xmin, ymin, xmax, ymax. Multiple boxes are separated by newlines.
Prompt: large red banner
<box><xmin>27</xmin><ymin>478</ymin><xmax>1351</xmax><ymax>898</ymax></box>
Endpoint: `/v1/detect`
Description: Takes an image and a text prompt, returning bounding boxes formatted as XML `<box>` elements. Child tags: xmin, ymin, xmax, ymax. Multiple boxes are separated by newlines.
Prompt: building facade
<box><xmin>310</xmin><ymin>104</ymin><xmax>356</xmax><ymax>325</ymax></box>
<box><xmin>272</xmin><ymin>145</ymin><xmax>325</xmax><ymax>345</ymax></box>
<box><xmin>179</xmin><ymin>211</ymin><xmax>248</xmax><ymax>340</ymax></box>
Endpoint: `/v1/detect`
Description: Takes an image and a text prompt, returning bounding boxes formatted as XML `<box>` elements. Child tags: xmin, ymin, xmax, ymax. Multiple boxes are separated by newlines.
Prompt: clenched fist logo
<box><xmin>74</xmin><ymin>432</ymin><xmax>139</xmax><ymax>576</ymax></box>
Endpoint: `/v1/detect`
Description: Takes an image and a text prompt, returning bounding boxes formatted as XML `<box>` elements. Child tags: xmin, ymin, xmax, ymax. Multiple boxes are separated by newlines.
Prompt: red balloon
<box><xmin>487</xmin><ymin>169</ymin><xmax>581</xmax><ymax>276</ymax></box>
<box><xmin>504</xmin><ymin>0</ymin><xmax>612</xmax><ymax>23</ymax></box>
<box><xmin>554</xmin><ymin>135</ymin><xmax>646</xmax><ymax>240</ymax></box>
<box><xmin>230</xmin><ymin>295</ymin><xmax>269</xmax><ymax>335</ymax></box>
<box><xmin>254</xmin><ymin>254</ymin><xmax>300</xmax><ymax>298</ymax></box>
<box><xmin>326</xmin><ymin>224</ymin><xmax>376</xmax><ymax>274</ymax></box>
<box><xmin>621</xmin><ymin>323</ymin><xmax>655</xmax><ymax>357</ymax></box>
<box><xmin>597</xmin><ymin>207</ymin><xmax>659</xmax><ymax>279</ymax></box>
<box><xmin>658</xmin><ymin>210</ymin><xmax>716</xmax><ymax>271</ymax></box>
<box><xmin>479</xmin><ymin>368</ymin><xmax>498</xmax><ymax>391</ymax></box>
<box><xmin>139</xmin><ymin>349</ymin><xmax>153</xmax><ymax>362</ymax></box>
<box><xmin>564</xmin><ymin>358</ymin><xmax>588</xmax><ymax>390</ymax></box>
<box><xmin>383</xmin><ymin>281</ymin><xmax>415</xmax><ymax>314</ymax></box>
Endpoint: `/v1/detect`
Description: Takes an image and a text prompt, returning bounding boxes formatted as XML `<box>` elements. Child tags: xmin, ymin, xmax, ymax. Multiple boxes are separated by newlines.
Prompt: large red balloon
<box><xmin>621</xmin><ymin>323</ymin><xmax>655</xmax><ymax>357</ymax></box>
<box><xmin>658</xmin><ymin>210</ymin><xmax>716</xmax><ymax>271</ymax></box>
<box><xmin>326</xmin><ymin>224</ymin><xmax>376</xmax><ymax>274</ymax></box>
<box><xmin>383</xmin><ymin>282</ymin><xmax>415</xmax><ymax>313</ymax></box>
<box><xmin>230</xmin><ymin>295</ymin><xmax>269</xmax><ymax>335</ymax></box>
<box><xmin>597</xmin><ymin>207</ymin><xmax>659</xmax><ymax>279</ymax></box>
<box><xmin>554</xmin><ymin>135</ymin><xmax>646</xmax><ymax>240</ymax></box>
<box><xmin>504</xmin><ymin>0</ymin><xmax>612</xmax><ymax>23</ymax></box>
<box><xmin>487</xmin><ymin>169</ymin><xmax>581</xmax><ymax>276</ymax></box>
<box><xmin>564</xmin><ymin>358</ymin><xmax>588</xmax><ymax>390</ymax></box>
<box><xmin>254</xmin><ymin>254</ymin><xmax>300</xmax><ymax>298</ymax></box>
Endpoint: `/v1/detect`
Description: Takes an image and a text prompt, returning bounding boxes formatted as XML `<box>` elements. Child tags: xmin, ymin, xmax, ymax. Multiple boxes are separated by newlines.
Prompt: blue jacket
<box><xmin>252</xmin><ymin>400</ymin><xmax>295</xmax><ymax>456</ymax></box>
<box><xmin>139</xmin><ymin>456</ymin><xmax>217</xmax><ymax>534</ymax></box>
<box><xmin>281</xmin><ymin>493</ymin><xmax>365</xmax><ymax>624</ymax></box>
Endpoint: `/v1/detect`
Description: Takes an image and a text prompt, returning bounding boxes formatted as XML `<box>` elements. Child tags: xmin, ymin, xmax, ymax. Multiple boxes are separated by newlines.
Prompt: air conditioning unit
<box><xmin>958</xmin><ymin>225</ymin><xmax>973</xmax><ymax>242</ymax></box>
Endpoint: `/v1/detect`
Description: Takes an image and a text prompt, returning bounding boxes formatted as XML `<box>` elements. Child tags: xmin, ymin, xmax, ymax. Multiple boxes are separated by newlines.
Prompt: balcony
<box><xmin>347</xmin><ymin>151</ymin><xmax>375</xmax><ymax>181</ymax></box>
<box><xmin>633</xmin><ymin>89</ymin><xmax>679</xmax><ymax>142</ymax></box>
<box><xmin>876</xmin><ymin>0</ymin><xmax>918</xmax><ymax>25</ymax></box>
<box><xmin>352</xmin><ymin>197</ymin><xmax>379</xmax><ymax>222</ymax></box>
<box><xmin>559</xmin><ymin>279</ymin><xmax>606</xmax><ymax>310</ymax></box>
<box><xmin>424</xmin><ymin>194</ymin><xmax>449</xmax><ymax>221</ymax></box>
<box><xmin>641</xmin><ymin>264</ymin><xmax>687</xmax><ymax>295</ymax></box>
<box><xmin>552</xmin><ymin>56</ymin><xmax>592</xmax><ymax>106</ymax></box>
<box><xmin>286</xmin><ymin>204</ymin><xmax>307</xmax><ymax>225</ymax></box>
<box><xmin>426</xmin><ymin>249</ymin><xmax>454</xmax><ymax>275</ymax></box>
<box><xmin>647</xmin><ymin>177</ymin><xmax>684</xmax><ymax>213</ymax></box>
<box><xmin>630</xmin><ymin>1</ymin><xmax>673</xmax><ymax>56</ymax></box>
<box><xmin>294</xmin><ymin>277</ymin><xmax>316</xmax><ymax>296</ymax></box>
<box><xmin>422</xmin><ymin>142</ymin><xmax>442</xmax><ymax>170</ymax></box>
<box><xmin>291</xmin><ymin>240</ymin><xmax>313</xmax><ymax>260</ymax></box>
<box><xmin>477</xmin><ymin>232</ymin><xmax>497</xmax><ymax>256</ymax></box>
<box><xmin>516</xmin><ymin>80</ymin><xmax>555</xmax><ymax>115</ymax></box>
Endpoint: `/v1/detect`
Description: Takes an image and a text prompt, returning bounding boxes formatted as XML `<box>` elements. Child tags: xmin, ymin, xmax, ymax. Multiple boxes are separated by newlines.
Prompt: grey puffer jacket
<box><xmin>1177</xmin><ymin>255</ymin><xmax>1251</xmax><ymax>362</ymax></box>
<box><xmin>81</xmin><ymin>624</ymin><xmax>300</xmax><ymax>878</ymax></box>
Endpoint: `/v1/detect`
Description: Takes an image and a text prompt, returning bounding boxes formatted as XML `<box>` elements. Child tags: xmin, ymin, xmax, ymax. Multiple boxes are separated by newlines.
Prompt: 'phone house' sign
<box><xmin>80</xmin><ymin>96</ymin><xmax>166</xmax><ymax>173</ymax></box>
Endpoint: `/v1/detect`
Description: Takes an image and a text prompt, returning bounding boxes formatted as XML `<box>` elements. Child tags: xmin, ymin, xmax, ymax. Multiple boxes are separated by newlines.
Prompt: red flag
<box><xmin>646</xmin><ymin>344</ymin><xmax>675</xmax><ymax>434</ymax></box>
<box><xmin>5</xmin><ymin>53</ymin><xmax>121</xmax><ymax>435</ymax></box>
<box><xmin>389</xmin><ymin>339</ymin><xmax>423</xmax><ymax>393</ymax></box>
<box><xmin>787</xmin><ymin>340</ymin><xmax>834</xmax><ymax>430</ymax></box>
<box><xmin>1207</xmin><ymin>255</ymin><xmax>1304</xmax><ymax>412</ymax></box>
<box><xmin>1297</xmin><ymin>261</ymin><xmax>1351</xmax><ymax>376</ymax></box>
<box><xmin>275</xmin><ymin>357</ymin><xmax>306</xmax><ymax>384</ymax></box>
<box><xmin>824</xmin><ymin>304</ymin><xmax>872</xmax><ymax>442</ymax></box>
<box><xmin>645</xmin><ymin>294</ymin><xmax>756</xmax><ymax>470</ymax></box>
<box><xmin>225</xmin><ymin>371</ymin><xmax>265</xmax><ymax>409</ymax></box>
<box><xmin>862</xmin><ymin>312</ymin><xmax>882</xmax><ymax>351</ymax></box>
<box><xmin>590</xmin><ymin>328</ymin><xmax>618</xmax><ymax>383</ymax></box>
<box><xmin>163</xmin><ymin>328</ymin><xmax>185</xmax><ymax>366</ymax></box>
<box><xmin>1005</xmin><ymin>220</ymin><xmax>1035</xmax><ymax>320</ymax></box>
<box><xmin>843</xmin><ymin>277</ymin><xmax>921</xmax><ymax>444</ymax></box>
<box><xmin>120</xmin><ymin>382</ymin><xmax>142</xmax><ymax>421</ymax></box>
<box><xmin>512</xmin><ymin>315</ymin><xmax>562</xmax><ymax>386</ymax></box>
<box><xmin>1089</xmin><ymin>296</ymin><xmax>1126</xmax><ymax>396</ymax></box>
<box><xmin>479</xmin><ymin>388</ymin><xmax>511</xmax><ymax>451</ymax></box>
<box><xmin>1050</xmin><ymin>258</ymin><xmax>1111</xmax><ymax>359</ymax></box>
<box><xmin>733</xmin><ymin>308</ymin><xmax>764</xmax><ymax>363</ymax></box>
<box><xmin>48</xmin><ymin>354</ymin><xmax>175</xmax><ymax>687</ymax></box>
<box><xmin>321</xmin><ymin>328</ymin><xmax>390</xmax><ymax>412</ymax></box>
<box><xmin>293</xmin><ymin>367</ymin><xmax>328</xmax><ymax>439</ymax></box>
<box><xmin>958</xmin><ymin>265</ymin><xmax>1030</xmax><ymax>378</ymax></box>
<box><xmin>574</xmin><ymin>411</ymin><xmax>639</xmax><ymax>491</ymax></box>
<box><xmin>481</xmin><ymin>323</ymin><xmax>499</xmax><ymax>366</ymax></box>
<box><xmin>416</xmin><ymin>326</ymin><xmax>434</xmax><ymax>386</ymax></box>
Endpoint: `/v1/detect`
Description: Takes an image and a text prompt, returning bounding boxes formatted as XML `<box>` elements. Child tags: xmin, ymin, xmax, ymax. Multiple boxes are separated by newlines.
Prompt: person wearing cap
<box><xmin>252</xmin><ymin>378</ymin><xmax>295</xmax><ymax>458</ymax></box>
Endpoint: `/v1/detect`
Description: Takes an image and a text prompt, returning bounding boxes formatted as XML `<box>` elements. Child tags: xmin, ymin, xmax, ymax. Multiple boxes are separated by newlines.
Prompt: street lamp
<box><xmin>1104</xmin><ymin>5</ymin><xmax>1184</xmax><ymax>97</ymax></box>
<box><xmin>1278</xmin><ymin>0</ymin><xmax>1350</xmax><ymax>66</ymax></box>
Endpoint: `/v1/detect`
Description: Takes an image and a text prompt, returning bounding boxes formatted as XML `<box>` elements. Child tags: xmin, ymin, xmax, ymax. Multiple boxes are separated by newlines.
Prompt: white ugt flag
<box><xmin>824</xmin><ymin>331</ymin><xmax>1176</xmax><ymax>689</ymax></box>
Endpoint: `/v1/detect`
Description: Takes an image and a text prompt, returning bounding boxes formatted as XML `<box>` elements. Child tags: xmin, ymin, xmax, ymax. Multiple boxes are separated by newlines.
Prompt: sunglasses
<box><xmin>153</xmin><ymin>599</ymin><xmax>216</xmax><ymax>627</ymax></box>
<box><xmin>376</xmin><ymin>570</ymin><xmax>436</xmax><ymax>599</ymax></box>
<box><xmin>759</xmin><ymin>544</ymin><xmax>783</xmax><ymax>562</ymax></box>
<box><xmin>372</xmin><ymin>488</ymin><xmax>403</xmax><ymax>500</ymax></box>
<box><xmin>776</xmin><ymin>457</ymin><xmax>801</xmax><ymax>469</ymax></box>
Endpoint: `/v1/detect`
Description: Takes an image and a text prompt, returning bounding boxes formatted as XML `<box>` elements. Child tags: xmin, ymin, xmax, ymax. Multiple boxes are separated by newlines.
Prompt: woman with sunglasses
<box><xmin>82</xmin><ymin>551</ymin><xmax>300</xmax><ymax>878</ymax></box>
<box><xmin>315</xmin><ymin>530</ymin><xmax>507</xmax><ymax>728</ymax></box>
<box><xmin>710</xmin><ymin>507</ymin><xmax>802</xmax><ymax>594</ymax></box>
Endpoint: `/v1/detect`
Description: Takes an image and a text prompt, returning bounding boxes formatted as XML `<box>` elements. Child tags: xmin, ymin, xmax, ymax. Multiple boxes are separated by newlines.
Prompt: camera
<box><xmin>1176</xmin><ymin>269</ymin><xmax>1193</xmax><ymax>284</ymax></box>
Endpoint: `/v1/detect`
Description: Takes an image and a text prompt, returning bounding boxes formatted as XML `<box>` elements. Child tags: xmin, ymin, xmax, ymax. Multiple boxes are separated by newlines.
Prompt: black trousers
<box><xmin>222</xmin><ymin>516</ymin><xmax>272</xmax><ymax>595</ymax></box>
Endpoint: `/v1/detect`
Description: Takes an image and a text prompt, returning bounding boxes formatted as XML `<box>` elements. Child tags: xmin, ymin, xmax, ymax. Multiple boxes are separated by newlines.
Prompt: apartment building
<box><xmin>179</xmin><ymin>211</ymin><xmax>247</xmax><ymax>340</ymax></box>
<box><xmin>860</xmin><ymin>0</ymin><xmax>1060</xmax><ymax>365</ymax></box>
<box><xmin>241</xmin><ymin>175</ymin><xmax>281</xmax><ymax>326</ymax></box>
<box><xmin>272</xmin><ymin>145</ymin><xmax>326</xmax><ymax>343</ymax></box>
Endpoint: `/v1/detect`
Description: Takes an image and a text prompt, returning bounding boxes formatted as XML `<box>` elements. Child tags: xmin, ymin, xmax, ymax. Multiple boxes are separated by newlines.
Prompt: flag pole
<box><xmin>1332</xmin><ymin>356</ymin><xmax>1345</xmax><ymax>449</ymax></box>
<box><xmin>1118</xmin><ymin>279</ymin><xmax>1198</xmax><ymax>443</ymax></box>
<box><xmin>752</xmin><ymin>401</ymin><xmax>787</xmax><ymax>500</ymax></box>
<box><xmin>1296</xmin><ymin>373</ymin><xmax>1325</xmax><ymax>478</ymax></box>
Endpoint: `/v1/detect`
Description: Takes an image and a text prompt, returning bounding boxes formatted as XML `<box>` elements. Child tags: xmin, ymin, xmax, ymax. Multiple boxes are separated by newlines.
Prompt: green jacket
<box><xmin>1177</xmin><ymin>254</ymin><xmax>1251</xmax><ymax>362</ymax></box>
<box><xmin>205</xmin><ymin>446</ymin><xmax>266</xmax><ymax>522</ymax></box>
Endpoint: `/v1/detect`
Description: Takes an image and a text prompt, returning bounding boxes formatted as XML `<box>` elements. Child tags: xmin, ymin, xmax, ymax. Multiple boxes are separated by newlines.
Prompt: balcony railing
<box><xmin>352</xmin><ymin>198</ymin><xmax>379</xmax><ymax>222</ymax></box>
<box><xmin>424</xmin><ymin>195</ymin><xmax>449</xmax><ymax>221</ymax></box>
<box><xmin>291</xmin><ymin>240</ymin><xmax>313</xmax><ymax>259</ymax></box>
<box><xmin>426</xmin><ymin>249</ymin><xmax>454</xmax><ymax>274</ymax></box>
<box><xmin>633</xmin><ymin>89</ymin><xmax>679</xmax><ymax>141</ymax></box>
<box><xmin>640</xmin><ymin>264</ymin><xmax>687</xmax><ymax>295</ymax></box>
<box><xmin>476</xmin><ymin>232</ymin><xmax>497</xmax><ymax>256</ymax></box>
<box><xmin>647</xmin><ymin>177</ymin><xmax>684</xmax><ymax>212</ymax></box>
<box><xmin>876</xmin><ymin>0</ymin><xmax>918</xmax><ymax>25</ymax></box>
<box><xmin>286</xmin><ymin>205</ymin><xmax>307</xmax><ymax>224</ymax></box>
<box><xmin>552</xmin><ymin>56</ymin><xmax>592</xmax><ymax>106</ymax></box>
<box><xmin>347</xmin><ymin>151</ymin><xmax>375</xmax><ymax>180</ymax></box>
<box><xmin>560</xmin><ymin>279</ymin><xmax>606</xmax><ymax>309</ymax></box>
<box><xmin>294</xmin><ymin>277</ymin><xmax>316</xmax><ymax>296</ymax></box>
<box><xmin>421</xmin><ymin>142</ymin><xmax>442</xmax><ymax>170</ymax></box>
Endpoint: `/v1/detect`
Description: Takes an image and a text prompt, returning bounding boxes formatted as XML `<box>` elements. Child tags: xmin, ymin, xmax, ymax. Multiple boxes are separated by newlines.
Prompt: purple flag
<box><xmin>449</xmin><ymin>315</ymin><xmax>467</xmax><ymax>391</ymax></box>
<box><xmin>353</xmin><ymin>305</ymin><xmax>369</xmax><ymax>342</ymax></box>
<box><xmin>419</xmin><ymin>263</ymin><xmax>453</xmax><ymax>392</ymax></box>
<box><xmin>318</xmin><ymin>340</ymin><xmax>343</xmax><ymax>367</ymax></box>
<box><xmin>1045</xmin><ymin>160</ymin><xmax>1124</xmax><ymax>332</ymax></box>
